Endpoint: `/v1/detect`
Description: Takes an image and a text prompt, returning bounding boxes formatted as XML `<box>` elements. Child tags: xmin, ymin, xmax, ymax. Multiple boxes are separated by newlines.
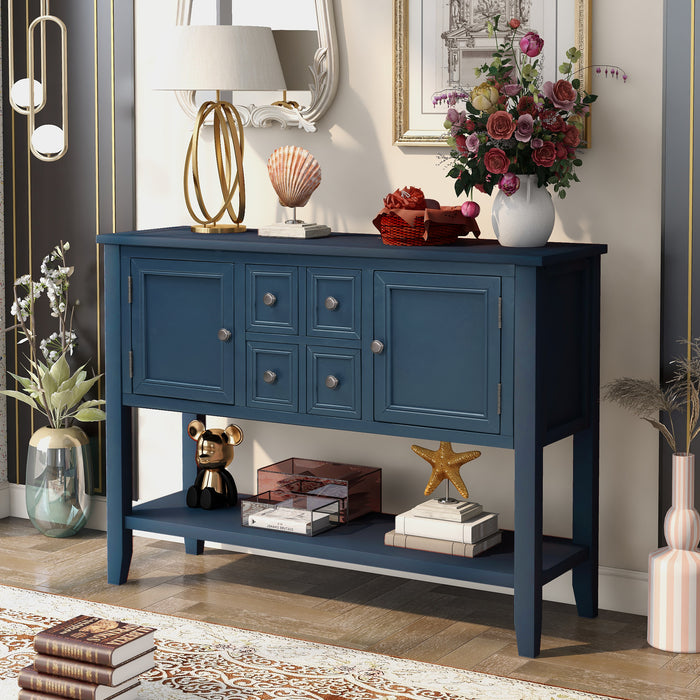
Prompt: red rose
<box><xmin>486</xmin><ymin>111</ymin><xmax>516</xmax><ymax>140</ymax></box>
<box><xmin>543</xmin><ymin>80</ymin><xmax>577</xmax><ymax>111</ymax></box>
<box><xmin>562</xmin><ymin>123</ymin><xmax>581</xmax><ymax>148</ymax></box>
<box><xmin>483</xmin><ymin>147</ymin><xmax>511</xmax><ymax>174</ymax></box>
<box><xmin>383</xmin><ymin>186</ymin><xmax>426</xmax><ymax>210</ymax></box>
<box><xmin>455</xmin><ymin>134</ymin><xmax>469</xmax><ymax>155</ymax></box>
<box><xmin>541</xmin><ymin>110</ymin><xmax>566</xmax><ymax>132</ymax></box>
<box><xmin>465</xmin><ymin>119</ymin><xmax>476</xmax><ymax>132</ymax></box>
<box><xmin>532</xmin><ymin>141</ymin><xmax>557</xmax><ymax>168</ymax></box>
<box><xmin>555</xmin><ymin>142</ymin><xmax>569</xmax><ymax>160</ymax></box>
<box><xmin>517</xmin><ymin>95</ymin><xmax>537</xmax><ymax>116</ymax></box>
<box><xmin>508</xmin><ymin>18</ymin><xmax>521</xmax><ymax>29</ymax></box>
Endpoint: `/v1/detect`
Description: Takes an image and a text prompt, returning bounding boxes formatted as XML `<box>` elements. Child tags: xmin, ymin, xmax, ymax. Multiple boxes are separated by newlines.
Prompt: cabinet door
<box><xmin>374</xmin><ymin>271</ymin><xmax>501</xmax><ymax>433</ymax></box>
<box><xmin>130</xmin><ymin>258</ymin><xmax>234</xmax><ymax>403</ymax></box>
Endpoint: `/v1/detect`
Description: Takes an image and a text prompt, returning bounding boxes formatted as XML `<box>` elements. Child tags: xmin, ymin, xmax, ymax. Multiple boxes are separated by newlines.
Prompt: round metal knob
<box><xmin>217</xmin><ymin>328</ymin><xmax>232</xmax><ymax>342</ymax></box>
<box><xmin>370</xmin><ymin>340</ymin><xmax>384</xmax><ymax>354</ymax></box>
<box><xmin>263</xmin><ymin>370</ymin><xmax>277</xmax><ymax>384</ymax></box>
<box><xmin>263</xmin><ymin>292</ymin><xmax>277</xmax><ymax>307</ymax></box>
<box><xmin>324</xmin><ymin>296</ymin><xmax>339</xmax><ymax>311</ymax></box>
<box><xmin>325</xmin><ymin>375</ymin><xmax>340</xmax><ymax>389</ymax></box>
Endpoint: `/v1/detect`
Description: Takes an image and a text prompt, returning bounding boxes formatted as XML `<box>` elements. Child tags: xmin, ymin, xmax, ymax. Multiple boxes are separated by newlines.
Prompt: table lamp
<box><xmin>157</xmin><ymin>25</ymin><xmax>286</xmax><ymax>233</ymax></box>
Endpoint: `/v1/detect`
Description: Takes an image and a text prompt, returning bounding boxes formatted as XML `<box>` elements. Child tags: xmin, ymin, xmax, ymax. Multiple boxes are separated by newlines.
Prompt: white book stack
<box><xmin>385</xmin><ymin>499</ymin><xmax>501</xmax><ymax>558</ymax></box>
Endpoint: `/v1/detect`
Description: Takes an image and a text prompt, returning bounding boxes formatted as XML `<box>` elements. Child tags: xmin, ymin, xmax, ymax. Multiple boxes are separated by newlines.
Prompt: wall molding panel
<box><xmin>1</xmin><ymin>1</ymin><xmax>135</xmax><ymax>493</ymax></box>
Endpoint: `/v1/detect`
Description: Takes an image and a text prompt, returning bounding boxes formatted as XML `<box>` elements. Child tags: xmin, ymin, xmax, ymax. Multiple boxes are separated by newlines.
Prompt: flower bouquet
<box><xmin>436</xmin><ymin>15</ymin><xmax>626</xmax><ymax>211</ymax></box>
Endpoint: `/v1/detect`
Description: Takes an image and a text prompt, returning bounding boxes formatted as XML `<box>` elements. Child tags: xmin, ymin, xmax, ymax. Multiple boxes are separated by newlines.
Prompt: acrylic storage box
<box><xmin>256</xmin><ymin>458</ymin><xmax>382</xmax><ymax>523</ymax></box>
<box><xmin>241</xmin><ymin>490</ymin><xmax>341</xmax><ymax>536</ymax></box>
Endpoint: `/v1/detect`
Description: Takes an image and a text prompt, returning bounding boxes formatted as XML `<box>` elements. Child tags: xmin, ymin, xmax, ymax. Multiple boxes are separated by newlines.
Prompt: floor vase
<box><xmin>491</xmin><ymin>174</ymin><xmax>555</xmax><ymax>247</ymax></box>
<box><xmin>25</xmin><ymin>426</ymin><xmax>92</xmax><ymax>538</ymax></box>
<box><xmin>648</xmin><ymin>452</ymin><xmax>700</xmax><ymax>652</ymax></box>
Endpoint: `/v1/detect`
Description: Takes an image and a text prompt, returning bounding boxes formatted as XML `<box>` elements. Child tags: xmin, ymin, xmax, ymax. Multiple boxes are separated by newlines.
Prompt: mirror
<box><xmin>175</xmin><ymin>0</ymin><xmax>338</xmax><ymax>132</ymax></box>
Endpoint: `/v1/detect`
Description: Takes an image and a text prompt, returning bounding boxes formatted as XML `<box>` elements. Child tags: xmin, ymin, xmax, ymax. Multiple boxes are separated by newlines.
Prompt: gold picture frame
<box><xmin>393</xmin><ymin>0</ymin><xmax>592</xmax><ymax>147</ymax></box>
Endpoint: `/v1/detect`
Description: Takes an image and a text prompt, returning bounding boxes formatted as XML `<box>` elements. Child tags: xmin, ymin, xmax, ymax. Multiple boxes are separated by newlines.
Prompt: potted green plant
<box><xmin>2</xmin><ymin>242</ymin><xmax>105</xmax><ymax>537</ymax></box>
<box><xmin>603</xmin><ymin>340</ymin><xmax>700</xmax><ymax>652</ymax></box>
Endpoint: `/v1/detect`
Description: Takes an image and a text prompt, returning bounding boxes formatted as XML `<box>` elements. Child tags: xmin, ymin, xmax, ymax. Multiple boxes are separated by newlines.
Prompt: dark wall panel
<box><xmin>661</xmin><ymin>1</ymin><xmax>700</xmax><ymax>540</ymax></box>
<box><xmin>2</xmin><ymin>1</ymin><xmax>134</xmax><ymax>493</ymax></box>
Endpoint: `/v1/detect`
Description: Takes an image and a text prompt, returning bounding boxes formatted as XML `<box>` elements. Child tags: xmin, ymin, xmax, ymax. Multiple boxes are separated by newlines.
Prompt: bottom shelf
<box><xmin>125</xmin><ymin>491</ymin><xmax>589</xmax><ymax>589</ymax></box>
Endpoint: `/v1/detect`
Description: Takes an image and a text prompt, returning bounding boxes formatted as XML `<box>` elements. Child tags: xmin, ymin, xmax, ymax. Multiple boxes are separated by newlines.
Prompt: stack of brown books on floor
<box><xmin>17</xmin><ymin>615</ymin><xmax>156</xmax><ymax>700</ymax></box>
<box><xmin>384</xmin><ymin>499</ymin><xmax>502</xmax><ymax>557</ymax></box>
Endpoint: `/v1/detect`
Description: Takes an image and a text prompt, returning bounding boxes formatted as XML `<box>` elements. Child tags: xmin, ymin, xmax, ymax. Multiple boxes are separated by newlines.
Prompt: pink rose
<box><xmin>531</xmin><ymin>137</ymin><xmax>544</xmax><ymax>149</ymax></box>
<box><xmin>519</xmin><ymin>32</ymin><xmax>544</xmax><ymax>57</ymax></box>
<box><xmin>499</xmin><ymin>173</ymin><xmax>520</xmax><ymax>196</ymax></box>
<box><xmin>502</xmin><ymin>83</ymin><xmax>522</xmax><ymax>97</ymax></box>
<box><xmin>562</xmin><ymin>123</ymin><xmax>581</xmax><ymax>148</ymax></box>
<box><xmin>483</xmin><ymin>147</ymin><xmax>510</xmax><ymax>174</ymax></box>
<box><xmin>532</xmin><ymin>141</ymin><xmax>557</xmax><ymax>168</ymax></box>
<box><xmin>461</xmin><ymin>201</ymin><xmax>480</xmax><ymax>218</ymax></box>
<box><xmin>466</xmin><ymin>133</ymin><xmax>480</xmax><ymax>153</ymax></box>
<box><xmin>514</xmin><ymin>114</ymin><xmax>534</xmax><ymax>142</ymax></box>
<box><xmin>486</xmin><ymin>110</ymin><xmax>516</xmax><ymax>140</ymax></box>
<box><xmin>542</xmin><ymin>80</ymin><xmax>577</xmax><ymax>111</ymax></box>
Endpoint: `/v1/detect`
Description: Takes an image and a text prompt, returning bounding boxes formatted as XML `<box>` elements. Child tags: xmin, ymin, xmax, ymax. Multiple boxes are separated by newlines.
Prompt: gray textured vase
<box><xmin>25</xmin><ymin>427</ymin><xmax>92</xmax><ymax>537</ymax></box>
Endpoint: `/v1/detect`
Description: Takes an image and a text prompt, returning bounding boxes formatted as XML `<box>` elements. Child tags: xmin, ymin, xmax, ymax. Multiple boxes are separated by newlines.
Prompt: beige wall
<box><xmin>135</xmin><ymin>0</ymin><xmax>663</xmax><ymax>575</ymax></box>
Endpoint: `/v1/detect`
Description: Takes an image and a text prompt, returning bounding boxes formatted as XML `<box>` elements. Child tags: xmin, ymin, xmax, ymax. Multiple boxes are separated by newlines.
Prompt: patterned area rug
<box><xmin>0</xmin><ymin>585</ymin><xmax>618</xmax><ymax>699</ymax></box>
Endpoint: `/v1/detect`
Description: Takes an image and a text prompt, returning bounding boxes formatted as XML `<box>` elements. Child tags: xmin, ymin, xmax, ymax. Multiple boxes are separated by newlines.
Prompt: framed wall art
<box><xmin>393</xmin><ymin>0</ymin><xmax>591</xmax><ymax>147</ymax></box>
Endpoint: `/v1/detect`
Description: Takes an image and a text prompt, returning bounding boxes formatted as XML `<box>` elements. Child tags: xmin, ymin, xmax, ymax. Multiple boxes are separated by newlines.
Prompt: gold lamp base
<box><xmin>184</xmin><ymin>97</ymin><xmax>246</xmax><ymax>234</ymax></box>
<box><xmin>191</xmin><ymin>223</ymin><xmax>247</xmax><ymax>234</ymax></box>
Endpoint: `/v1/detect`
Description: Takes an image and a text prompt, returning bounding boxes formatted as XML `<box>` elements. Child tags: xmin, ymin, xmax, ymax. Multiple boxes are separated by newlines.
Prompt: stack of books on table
<box><xmin>384</xmin><ymin>499</ymin><xmax>501</xmax><ymax>557</ymax></box>
<box><xmin>17</xmin><ymin>615</ymin><xmax>156</xmax><ymax>700</ymax></box>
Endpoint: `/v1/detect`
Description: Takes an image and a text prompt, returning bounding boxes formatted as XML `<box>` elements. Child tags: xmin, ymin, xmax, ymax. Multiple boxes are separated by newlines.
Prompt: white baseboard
<box><xmin>0</xmin><ymin>482</ymin><xmax>9</xmax><ymax>519</ymax></box>
<box><xmin>6</xmin><ymin>484</ymin><xmax>648</xmax><ymax>616</ymax></box>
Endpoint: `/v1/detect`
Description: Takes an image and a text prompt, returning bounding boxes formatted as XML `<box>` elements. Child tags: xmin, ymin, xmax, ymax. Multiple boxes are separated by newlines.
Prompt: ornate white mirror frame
<box><xmin>175</xmin><ymin>0</ymin><xmax>339</xmax><ymax>132</ymax></box>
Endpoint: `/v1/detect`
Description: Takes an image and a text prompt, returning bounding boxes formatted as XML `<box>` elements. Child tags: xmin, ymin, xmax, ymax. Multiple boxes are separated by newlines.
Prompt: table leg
<box><xmin>572</xmin><ymin>427</ymin><xmax>599</xmax><ymax>618</ymax></box>
<box><xmin>514</xmin><ymin>442</ymin><xmax>544</xmax><ymax>658</ymax></box>
<box><xmin>107</xmin><ymin>405</ymin><xmax>133</xmax><ymax>584</ymax></box>
<box><xmin>183</xmin><ymin>413</ymin><xmax>204</xmax><ymax>555</ymax></box>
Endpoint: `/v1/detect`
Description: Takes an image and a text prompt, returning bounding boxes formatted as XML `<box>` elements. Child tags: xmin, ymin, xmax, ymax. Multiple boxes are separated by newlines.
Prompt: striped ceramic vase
<box><xmin>648</xmin><ymin>453</ymin><xmax>700</xmax><ymax>652</ymax></box>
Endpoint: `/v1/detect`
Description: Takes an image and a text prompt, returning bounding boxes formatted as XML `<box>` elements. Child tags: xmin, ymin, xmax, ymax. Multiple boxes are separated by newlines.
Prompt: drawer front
<box><xmin>374</xmin><ymin>271</ymin><xmax>501</xmax><ymax>434</ymax></box>
<box><xmin>246</xmin><ymin>342</ymin><xmax>298</xmax><ymax>412</ymax></box>
<box><xmin>130</xmin><ymin>258</ymin><xmax>234</xmax><ymax>403</ymax></box>
<box><xmin>246</xmin><ymin>266</ymin><xmax>298</xmax><ymax>334</ymax></box>
<box><xmin>307</xmin><ymin>268</ymin><xmax>361</xmax><ymax>339</ymax></box>
<box><xmin>307</xmin><ymin>346</ymin><xmax>361</xmax><ymax>418</ymax></box>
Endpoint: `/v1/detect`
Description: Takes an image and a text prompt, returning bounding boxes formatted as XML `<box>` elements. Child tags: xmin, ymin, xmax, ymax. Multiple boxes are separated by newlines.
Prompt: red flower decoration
<box><xmin>532</xmin><ymin>142</ymin><xmax>557</xmax><ymax>168</ymax></box>
<box><xmin>483</xmin><ymin>148</ymin><xmax>511</xmax><ymax>174</ymax></box>
<box><xmin>383</xmin><ymin>186</ymin><xmax>426</xmax><ymax>210</ymax></box>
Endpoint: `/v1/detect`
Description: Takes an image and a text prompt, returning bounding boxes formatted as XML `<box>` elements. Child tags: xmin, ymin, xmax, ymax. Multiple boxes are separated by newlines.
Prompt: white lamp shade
<box><xmin>155</xmin><ymin>25</ymin><xmax>286</xmax><ymax>91</ymax></box>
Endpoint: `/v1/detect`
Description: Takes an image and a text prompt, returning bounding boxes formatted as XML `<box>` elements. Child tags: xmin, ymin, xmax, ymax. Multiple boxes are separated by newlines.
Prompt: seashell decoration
<box><xmin>267</xmin><ymin>146</ymin><xmax>322</xmax><ymax>209</ymax></box>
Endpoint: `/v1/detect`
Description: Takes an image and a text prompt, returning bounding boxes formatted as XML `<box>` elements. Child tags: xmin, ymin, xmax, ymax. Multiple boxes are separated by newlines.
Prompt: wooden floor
<box><xmin>0</xmin><ymin>518</ymin><xmax>698</xmax><ymax>700</ymax></box>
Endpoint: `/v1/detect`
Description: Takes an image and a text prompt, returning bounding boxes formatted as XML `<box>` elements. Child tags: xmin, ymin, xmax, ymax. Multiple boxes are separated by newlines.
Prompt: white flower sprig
<box><xmin>1</xmin><ymin>241</ymin><xmax>105</xmax><ymax>428</ymax></box>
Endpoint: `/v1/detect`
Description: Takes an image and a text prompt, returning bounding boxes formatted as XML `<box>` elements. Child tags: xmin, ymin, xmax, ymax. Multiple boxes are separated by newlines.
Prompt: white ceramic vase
<box><xmin>648</xmin><ymin>452</ymin><xmax>700</xmax><ymax>652</ymax></box>
<box><xmin>491</xmin><ymin>174</ymin><xmax>555</xmax><ymax>247</ymax></box>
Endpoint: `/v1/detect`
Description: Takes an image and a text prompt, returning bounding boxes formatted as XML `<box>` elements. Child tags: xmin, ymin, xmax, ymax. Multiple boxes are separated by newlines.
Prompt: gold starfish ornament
<box><xmin>411</xmin><ymin>441</ymin><xmax>481</xmax><ymax>500</ymax></box>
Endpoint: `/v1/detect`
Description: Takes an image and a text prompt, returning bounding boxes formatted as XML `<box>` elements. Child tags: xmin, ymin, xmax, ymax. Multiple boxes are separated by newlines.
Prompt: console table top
<box><xmin>97</xmin><ymin>228</ymin><xmax>607</xmax><ymax>267</ymax></box>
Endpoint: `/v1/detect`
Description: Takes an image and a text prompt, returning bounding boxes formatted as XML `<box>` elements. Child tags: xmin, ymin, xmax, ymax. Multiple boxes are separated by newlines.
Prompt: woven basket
<box><xmin>378</xmin><ymin>212</ymin><xmax>461</xmax><ymax>246</ymax></box>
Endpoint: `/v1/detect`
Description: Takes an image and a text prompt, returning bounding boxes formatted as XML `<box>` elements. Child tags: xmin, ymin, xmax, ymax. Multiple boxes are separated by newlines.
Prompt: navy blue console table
<box><xmin>98</xmin><ymin>228</ymin><xmax>606</xmax><ymax>657</ymax></box>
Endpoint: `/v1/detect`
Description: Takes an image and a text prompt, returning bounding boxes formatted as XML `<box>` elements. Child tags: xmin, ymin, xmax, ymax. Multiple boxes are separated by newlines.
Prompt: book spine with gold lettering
<box><xmin>18</xmin><ymin>665</ymin><xmax>139</xmax><ymax>700</ymax></box>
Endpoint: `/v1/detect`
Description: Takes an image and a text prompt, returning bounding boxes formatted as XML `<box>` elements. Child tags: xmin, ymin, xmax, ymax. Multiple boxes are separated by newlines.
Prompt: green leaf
<box><xmin>73</xmin><ymin>407</ymin><xmax>106</xmax><ymax>422</ymax></box>
<box><xmin>8</xmin><ymin>372</ymin><xmax>37</xmax><ymax>392</ymax></box>
<box><xmin>49</xmin><ymin>354</ymin><xmax>70</xmax><ymax>386</ymax></box>
<box><xmin>455</xmin><ymin>177</ymin><xmax>465</xmax><ymax>196</ymax></box>
<box><xmin>559</xmin><ymin>190</ymin><xmax>567</xmax><ymax>199</ymax></box>
<box><xmin>68</xmin><ymin>374</ymin><xmax>102</xmax><ymax>407</ymax></box>
<box><xmin>0</xmin><ymin>389</ymin><xmax>39</xmax><ymax>410</ymax></box>
<box><xmin>573</xmin><ymin>159</ymin><xmax>583</xmax><ymax>167</ymax></box>
<box><xmin>50</xmin><ymin>389</ymin><xmax>74</xmax><ymax>413</ymax></box>
<box><xmin>559</xmin><ymin>62</ymin><xmax>572</xmax><ymax>75</ymax></box>
<box><xmin>572</xmin><ymin>78</ymin><xmax>581</xmax><ymax>90</ymax></box>
<box><xmin>41</xmin><ymin>370</ymin><xmax>58</xmax><ymax>399</ymax></box>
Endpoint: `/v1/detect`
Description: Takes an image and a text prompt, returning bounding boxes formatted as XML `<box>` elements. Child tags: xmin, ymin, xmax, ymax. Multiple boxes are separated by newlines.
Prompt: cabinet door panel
<box><xmin>246</xmin><ymin>342</ymin><xmax>299</xmax><ymax>412</ymax></box>
<box><xmin>131</xmin><ymin>259</ymin><xmax>234</xmax><ymax>403</ymax></box>
<box><xmin>374</xmin><ymin>272</ymin><xmax>501</xmax><ymax>433</ymax></box>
